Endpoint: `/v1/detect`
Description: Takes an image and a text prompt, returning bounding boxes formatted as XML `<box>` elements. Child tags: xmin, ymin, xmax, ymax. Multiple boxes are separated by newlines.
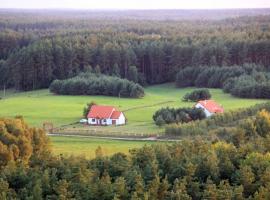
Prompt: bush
<box><xmin>83</xmin><ymin>101</ymin><xmax>96</xmax><ymax>118</ymax></box>
<box><xmin>50</xmin><ymin>73</ymin><xmax>145</xmax><ymax>98</ymax></box>
<box><xmin>153</xmin><ymin>107</ymin><xmax>206</xmax><ymax>126</ymax></box>
<box><xmin>183</xmin><ymin>89</ymin><xmax>211</xmax><ymax>102</ymax></box>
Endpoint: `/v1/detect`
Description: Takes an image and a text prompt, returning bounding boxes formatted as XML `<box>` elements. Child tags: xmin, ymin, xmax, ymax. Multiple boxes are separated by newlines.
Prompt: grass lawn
<box><xmin>50</xmin><ymin>136</ymin><xmax>153</xmax><ymax>158</ymax></box>
<box><xmin>0</xmin><ymin>83</ymin><xmax>267</xmax><ymax>135</ymax></box>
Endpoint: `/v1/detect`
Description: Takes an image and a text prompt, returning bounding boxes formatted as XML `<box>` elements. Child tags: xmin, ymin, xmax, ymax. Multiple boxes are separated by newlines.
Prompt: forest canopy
<box><xmin>2</xmin><ymin>106</ymin><xmax>270</xmax><ymax>199</ymax></box>
<box><xmin>1</xmin><ymin>10</ymin><xmax>270</xmax><ymax>91</ymax></box>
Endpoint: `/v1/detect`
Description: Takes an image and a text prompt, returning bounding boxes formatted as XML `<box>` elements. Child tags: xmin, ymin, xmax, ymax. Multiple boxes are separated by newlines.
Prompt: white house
<box><xmin>87</xmin><ymin>105</ymin><xmax>126</xmax><ymax>126</ymax></box>
<box><xmin>195</xmin><ymin>100</ymin><xmax>224</xmax><ymax>117</ymax></box>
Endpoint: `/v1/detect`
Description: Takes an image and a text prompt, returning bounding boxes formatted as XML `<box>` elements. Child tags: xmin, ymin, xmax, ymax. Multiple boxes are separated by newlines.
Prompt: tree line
<box><xmin>50</xmin><ymin>72</ymin><xmax>145</xmax><ymax>98</ymax></box>
<box><xmin>223</xmin><ymin>71</ymin><xmax>270</xmax><ymax>98</ymax></box>
<box><xmin>1</xmin><ymin>11</ymin><xmax>270</xmax><ymax>91</ymax></box>
<box><xmin>176</xmin><ymin>64</ymin><xmax>270</xmax><ymax>98</ymax></box>
<box><xmin>2</xmin><ymin>115</ymin><xmax>270</xmax><ymax>199</ymax></box>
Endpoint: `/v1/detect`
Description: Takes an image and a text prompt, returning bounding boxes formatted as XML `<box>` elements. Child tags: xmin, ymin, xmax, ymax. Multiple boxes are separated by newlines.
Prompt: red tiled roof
<box><xmin>87</xmin><ymin>105</ymin><xmax>115</xmax><ymax>119</ymax></box>
<box><xmin>110</xmin><ymin>111</ymin><xmax>122</xmax><ymax>119</ymax></box>
<box><xmin>197</xmin><ymin>100</ymin><xmax>224</xmax><ymax>113</ymax></box>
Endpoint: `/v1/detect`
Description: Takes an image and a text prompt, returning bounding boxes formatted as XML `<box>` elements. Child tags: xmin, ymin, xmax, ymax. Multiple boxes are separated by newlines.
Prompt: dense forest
<box><xmin>1</xmin><ymin>9</ymin><xmax>270</xmax><ymax>91</ymax></box>
<box><xmin>2</xmin><ymin>105</ymin><xmax>270</xmax><ymax>199</ymax></box>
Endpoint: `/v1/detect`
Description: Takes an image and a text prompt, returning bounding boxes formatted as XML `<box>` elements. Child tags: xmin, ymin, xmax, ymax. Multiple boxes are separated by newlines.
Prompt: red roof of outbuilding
<box><xmin>87</xmin><ymin>105</ymin><xmax>115</xmax><ymax>119</ymax></box>
<box><xmin>110</xmin><ymin>111</ymin><xmax>122</xmax><ymax>119</ymax></box>
<box><xmin>197</xmin><ymin>100</ymin><xmax>224</xmax><ymax>113</ymax></box>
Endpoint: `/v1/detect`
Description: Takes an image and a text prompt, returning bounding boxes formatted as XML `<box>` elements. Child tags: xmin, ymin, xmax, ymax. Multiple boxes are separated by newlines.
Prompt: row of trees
<box><xmin>1</xmin><ymin>12</ymin><xmax>270</xmax><ymax>91</ymax></box>
<box><xmin>49</xmin><ymin>73</ymin><xmax>145</xmax><ymax>98</ymax></box>
<box><xmin>223</xmin><ymin>72</ymin><xmax>270</xmax><ymax>98</ymax></box>
<box><xmin>176</xmin><ymin>64</ymin><xmax>270</xmax><ymax>98</ymax></box>
<box><xmin>152</xmin><ymin>107</ymin><xmax>206</xmax><ymax>126</ymax></box>
<box><xmin>2</xmin><ymin>115</ymin><xmax>270</xmax><ymax>199</ymax></box>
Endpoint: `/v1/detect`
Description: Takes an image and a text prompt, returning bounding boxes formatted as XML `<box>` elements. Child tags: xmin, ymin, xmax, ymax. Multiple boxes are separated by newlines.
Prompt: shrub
<box><xmin>183</xmin><ymin>89</ymin><xmax>211</xmax><ymax>102</ymax></box>
<box><xmin>153</xmin><ymin>107</ymin><xmax>206</xmax><ymax>126</ymax></box>
<box><xmin>83</xmin><ymin>101</ymin><xmax>96</xmax><ymax>118</ymax></box>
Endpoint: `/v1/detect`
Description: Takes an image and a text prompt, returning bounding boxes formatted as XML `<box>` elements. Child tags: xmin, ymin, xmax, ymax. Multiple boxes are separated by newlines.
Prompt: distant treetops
<box><xmin>50</xmin><ymin>72</ymin><xmax>145</xmax><ymax>98</ymax></box>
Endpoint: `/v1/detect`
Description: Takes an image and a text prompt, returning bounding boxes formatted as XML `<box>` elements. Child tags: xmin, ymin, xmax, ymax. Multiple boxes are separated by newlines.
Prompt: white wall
<box><xmin>87</xmin><ymin>112</ymin><xmax>126</xmax><ymax>126</ymax></box>
<box><xmin>195</xmin><ymin>103</ymin><xmax>213</xmax><ymax>117</ymax></box>
<box><xmin>88</xmin><ymin>118</ymin><xmax>97</xmax><ymax>125</ymax></box>
<box><xmin>116</xmin><ymin>113</ymin><xmax>125</xmax><ymax>125</ymax></box>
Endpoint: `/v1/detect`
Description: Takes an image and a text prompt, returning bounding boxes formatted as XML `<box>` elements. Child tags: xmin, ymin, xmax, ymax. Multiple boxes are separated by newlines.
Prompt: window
<box><xmin>103</xmin><ymin>119</ymin><xmax>107</xmax><ymax>122</ymax></box>
<box><xmin>92</xmin><ymin>119</ymin><xmax>95</xmax><ymax>122</ymax></box>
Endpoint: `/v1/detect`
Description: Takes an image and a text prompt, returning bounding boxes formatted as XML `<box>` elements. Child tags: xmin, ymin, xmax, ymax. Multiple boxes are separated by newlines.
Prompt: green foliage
<box><xmin>224</xmin><ymin>72</ymin><xmax>270</xmax><ymax>99</ymax></box>
<box><xmin>2</xmin><ymin>116</ymin><xmax>270</xmax><ymax>198</ymax></box>
<box><xmin>50</xmin><ymin>73</ymin><xmax>145</xmax><ymax>98</ymax></box>
<box><xmin>183</xmin><ymin>89</ymin><xmax>211</xmax><ymax>102</ymax></box>
<box><xmin>126</xmin><ymin>66</ymin><xmax>139</xmax><ymax>83</ymax></box>
<box><xmin>254</xmin><ymin>109</ymin><xmax>270</xmax><ymax>137</ymax></box>
<box><xmin>176</xmin><ymin>65</ymin><xmax>248</xmax><ymax>88</ymax></box>
<box><xmin>176</xmin><ymin>64</ymin><xmax>270</xmax><ymax>99</ymax></box>
<box><xmin>153</xmin><ymin>107</ymin><xmax>206</xmax><ymax>126</ymax></box>
<box><xmin>0</xmin><ymin>84</ymin><xmax>266</xmax><ymax>135</ymax></box>
<box><xmin>165</xmin><ymin>102</ymin><xmax>270</xmax><ymax>136</ymax></box>
<box><xmin>2</xmin><ymin>11</ymin><xmax>270</xmax><ymax>91</ymax></box>
<box><xmin>83</xmin><ymin>101</ymin><xmax>96</xmax><ymax>119</ymax></box>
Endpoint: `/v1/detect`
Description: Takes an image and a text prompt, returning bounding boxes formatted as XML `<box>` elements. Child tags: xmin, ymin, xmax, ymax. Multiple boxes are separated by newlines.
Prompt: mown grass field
<box><xmin>0</xmin><ymin>83</ymin><xmax>267</xmax><ymax>135</ymax></box>
<box><xmin>50</xmin><ymin>136</ymin><xmax>153</xmax><ymax>158</ymax></box>
<box><xmin>0</xmin><ymin>83</ymin><xmax>267</xmax><ymax>157</ymax></box>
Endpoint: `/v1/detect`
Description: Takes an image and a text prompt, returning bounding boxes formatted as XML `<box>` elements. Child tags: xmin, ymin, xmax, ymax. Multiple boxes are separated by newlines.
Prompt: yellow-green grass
<box><xmin>0</xmin><ymin>83</ymin><xmax>267</xmax><ymax>134</ymax></box>
<box><xmin>50</xmin><ymin>136</ymin><xmax>153</xmax><ymax>158</ymax></box>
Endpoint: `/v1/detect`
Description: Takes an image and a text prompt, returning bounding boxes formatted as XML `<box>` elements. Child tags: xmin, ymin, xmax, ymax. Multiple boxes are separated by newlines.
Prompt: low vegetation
<box><xmin>153</xmin><ymin>107</ymin><xmax>206</xmax><ymax>126</ymax></box>
<box><xmin>50</xmin><ymin>72</ymin><xmax>145</xmax><ymax>98</ymax></box>
<box><xmin>165</xmin><ymin>102</ymin><xmax>270</xmax><ymax>137</ymax></box>
<box><xmin>83</xmin><ymin>101</ymin><xmax>96</xmax><ymax>118</ymax></box>
<box><xmin>183</xmin><ymin>89</ymin><xmax>211</xmax><ymax>102</ymax></box>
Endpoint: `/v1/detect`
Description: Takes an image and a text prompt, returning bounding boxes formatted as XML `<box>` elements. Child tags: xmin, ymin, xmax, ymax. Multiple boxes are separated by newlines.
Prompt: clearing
<box><xmin>0</xmin><ymin>83</ymin><xmax>267</xmax><ymax>135</ymax></box>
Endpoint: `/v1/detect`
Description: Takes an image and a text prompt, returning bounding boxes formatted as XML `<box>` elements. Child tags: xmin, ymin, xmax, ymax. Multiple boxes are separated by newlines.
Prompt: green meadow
<box><xmin>0</xmin><ymin>83</ymin><xmax>267</xmax><ymax>134</ymax></box>
<box><xmin>0</xmin><ymin>83</ymin><xmax>267</xmax><ymax>157</ymax></box>
<box><xmin>50</xmin><ymin>136</ymin><xmax>153</xmax><ymax>158</ymax></box>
